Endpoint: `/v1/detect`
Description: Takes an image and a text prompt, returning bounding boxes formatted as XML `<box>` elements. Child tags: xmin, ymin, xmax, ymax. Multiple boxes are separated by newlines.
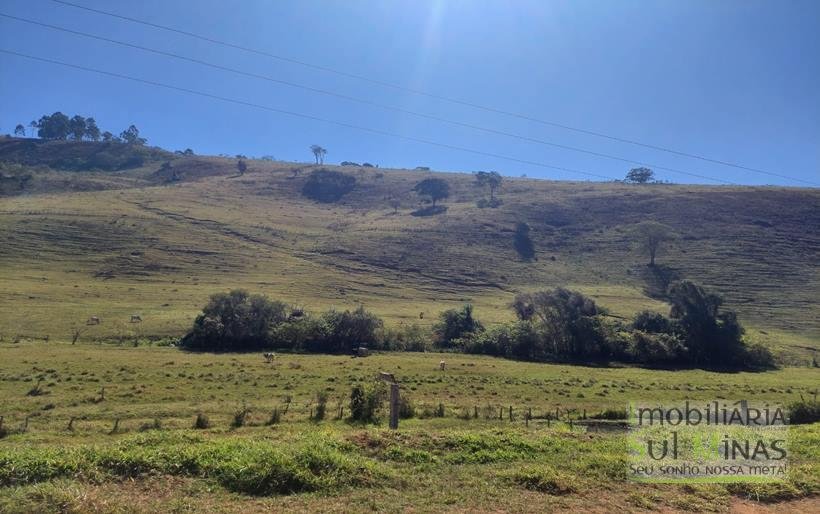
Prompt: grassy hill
<box><xmin>0</xmin><ymin>138</ymin><xmax>817</xmax><ymax>363</ymax></box>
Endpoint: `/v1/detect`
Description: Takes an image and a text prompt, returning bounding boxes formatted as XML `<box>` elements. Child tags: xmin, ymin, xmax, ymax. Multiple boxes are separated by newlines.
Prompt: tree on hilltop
<box><xmin>310</xmin><ymin>144</ymin><xmax>327</xmax><ymax>164</ymax></box>
<box><xmin>475</xmin><ymin>171</ymin><xmax>502</xmax><ymax>204</ymax></box>
<box><xmin>626</xmin><ymin>167</ymin><xmax>654</xmax><ymax>184</ymax></box>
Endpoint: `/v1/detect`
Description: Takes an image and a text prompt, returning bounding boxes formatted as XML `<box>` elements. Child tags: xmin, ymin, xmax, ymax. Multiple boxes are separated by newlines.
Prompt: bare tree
<box><xmin>632</xmin><ymin>221</ymin><xmax>676</xmax><ymax>266</ymax></box>
<box><xmin>310</xmin><ymin>145</ymin><xmax>327</xmax><ymax>164</ymax></box>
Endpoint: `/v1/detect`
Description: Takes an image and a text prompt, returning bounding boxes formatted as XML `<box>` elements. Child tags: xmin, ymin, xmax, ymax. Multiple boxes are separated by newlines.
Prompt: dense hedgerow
<box><xmin>182</xmin><ymin>281</ymin><xmax>774</xmax><ymax>370</ymax></box>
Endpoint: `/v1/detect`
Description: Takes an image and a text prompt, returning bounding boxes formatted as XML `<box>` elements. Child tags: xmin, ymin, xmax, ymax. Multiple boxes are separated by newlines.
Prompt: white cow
<box><xmin>263</xmin><ymin>352</ymin><xmax>276</xmax><ymax>363</ymax></box>
<box><xmin>439</xmin><ymin>360</ymin><xmax>446</xmax><ymax>371</ymax></box>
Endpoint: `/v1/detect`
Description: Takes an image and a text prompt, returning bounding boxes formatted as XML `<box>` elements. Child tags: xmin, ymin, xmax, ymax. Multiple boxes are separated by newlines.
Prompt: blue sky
<box><xmin>1</xmin><ymin>0</ymin><xmax>818</xmax><ymax>186</ymax></box>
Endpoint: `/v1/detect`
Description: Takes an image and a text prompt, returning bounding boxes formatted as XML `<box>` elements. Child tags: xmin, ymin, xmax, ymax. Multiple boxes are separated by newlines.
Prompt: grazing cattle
<box><xmin>130</xmin><ymin>315</ymin><xmax>142</xmax><ymax>323</ymax></box>
<box><xmin>439</xmin><ymin>360</ymin><xmax>446</xmax><ymax>371</ymax></box>
<box><xmin>86</xmin><ymin>316</ymin><xmax>100</xmax><ymax>325</ymax></box>
<box><xmin>263</xmin><ymin>352</ymin><xmax>276</xmax><ymax>363</ymax></box>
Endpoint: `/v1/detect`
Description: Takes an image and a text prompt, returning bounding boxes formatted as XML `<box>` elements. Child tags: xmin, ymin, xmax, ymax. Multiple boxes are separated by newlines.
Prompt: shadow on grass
<box><xmin>411</xmin><ymin>205</ymin><xmax>447</xmax><ymax>217</ymax></box>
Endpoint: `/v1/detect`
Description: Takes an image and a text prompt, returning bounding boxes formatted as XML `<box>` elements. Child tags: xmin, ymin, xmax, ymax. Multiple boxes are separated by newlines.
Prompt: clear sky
<box><xmin>1</xmin><ymin>0</ymin><xmax>818</xmax><ymax>186</ymax></box>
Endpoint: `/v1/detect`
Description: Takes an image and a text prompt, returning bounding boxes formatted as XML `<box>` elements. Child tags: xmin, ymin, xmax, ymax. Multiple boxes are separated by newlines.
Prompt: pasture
<box><xmin>0</xmin><ymin>341</ymin><xmax>817</xmax><ymax>512</ymax></box>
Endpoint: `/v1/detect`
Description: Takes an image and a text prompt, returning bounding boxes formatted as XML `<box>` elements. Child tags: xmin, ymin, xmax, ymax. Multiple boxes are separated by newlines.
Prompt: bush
<box><xmin>398</xmin><ymin>396</ymin><xmax>415</xmax><ymax>419</ymax></box>
<box><xmin>380</xmin><ymin>324</ymin><xmax>429</xmax><ymax>352</ymax></box>
<box><xmin>513</xmin><ymin>222</ymin><xmax>535</xmax><ymax>260</ymax></box>
<box><xmin>312</xmin><ymin>392</ymin><xmax>328</xmax><ymax>421</ymax></box>
<box><xmin>181</xmin><ymin>290</ymin><xmax>288</xmax><ymax>351</ymax></box>
<box><xmin>788</xmin><ymin>397</ymin><xmax>820</xmax><ymax>425</ymax></box>
<box><xmin>231</xmin><ymin>405</ymin><xmax>250</xmax><ymax>428</ymax></box>
<box><xmin>628</xmin><ymin>331</ymin><xmax>687</xmax><ymax>364</ymax></box>
<box><xmin>193</xmin><ymin>413</ymin><xmax>211</xmax><ymax>429</ymax></box>
<box><xmin>349</xmin><ymin>384</ymin><xmax>385</xmax><ymax>423</ymax></box>
<box><xmin>301</xmin><ymin>169</ymin><xmax>356</xmax><ymax>203</ymax></box>
<box><xmin>311</xmin><ymin>306</ymin><xmax>382</xmax><ymax>354</ymax></box>
<box><xmin>632</xmin><ymin>310</ymin><xmax>674</xmax><ymax>334</ymax></box>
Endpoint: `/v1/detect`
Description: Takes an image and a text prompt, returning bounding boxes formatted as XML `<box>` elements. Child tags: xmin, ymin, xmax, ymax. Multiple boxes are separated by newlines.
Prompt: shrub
<box><xmin>628</xmin><ymin>331</ymin><xmax>687</xmax><ymax>364</ymax></box>
<box><xmin>349</xmin><ymin>384</ymin><xmax>385</xmax><ymax>423</ymax></box>
<box><xmin>231</xmin><ymin>405</ymin><xmax>250</xmax><ymax>428</ymax></box>
<box><xmin>513</xmin><ymin>222</ymin><xmax>535</xmax><ymax>260</ymax></box>
<box><xmin>788</xmin><ymin>397</ymin><xmax>820</xmax><ymax>425</ymax></box>
<box><xmin>312</xmin><ymin>306</ymin><xmax>382</xmax><ymax>354</ymax></box>
<box><xmin>301</xmin><ymin>169</ymin><xmax>356</xmax><ymax>203</ymax></box>
<box><xmin>398</xmin><ymin>396</ymin><xmax>415</xmax><ymax>419</ymax></box>
<box><xmin>193</xmin><ymin>413</ymin><xmax>211</xmax><ymax>429</ymax></box>
<box><xmin>632</xmin><ymin>310</ymin><xmax>674</xmax><ymax>334</ymax></box>
<box><xmin>313</xmin><ymin>392</ymin><xmax>328</xmax><ymax>421</ymax></box>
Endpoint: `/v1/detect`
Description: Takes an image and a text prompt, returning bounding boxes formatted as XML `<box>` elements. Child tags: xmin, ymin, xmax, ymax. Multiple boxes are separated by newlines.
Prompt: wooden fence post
<box><xmin>389</xmin><ymin>383</ymin><xmax>399</xmax><ymax>430</ymax></box>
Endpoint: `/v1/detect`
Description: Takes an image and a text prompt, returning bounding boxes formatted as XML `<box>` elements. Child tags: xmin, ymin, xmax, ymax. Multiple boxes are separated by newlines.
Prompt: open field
<box><xmin>1</xmin><ymin>139</ymin><xmax>819</xmax><ymax>511</ymax></box>
<box><xmin>0</xmin><ymin>341</ymin><xmax>818</xmax><ymax>513</ymax></box>
<box><xmin>1</xmin><ymin>140</ymin><xmax>818</xmax><ymax>364</ymax></box>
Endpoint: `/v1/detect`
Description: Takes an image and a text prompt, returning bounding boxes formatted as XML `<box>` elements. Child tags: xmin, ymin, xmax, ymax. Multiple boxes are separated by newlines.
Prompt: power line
<box><xmin>0</xmin><ymin>48</ymin><xmax>621</xmax><ymax>181</ymax></box>
<box><xmin>2</xmin><ymin>13</ymin><xmax>744</xmax><ymax>185</ymax></box>
<box><xmin>48</xmin><ymin>0</ymin><xmax>807</xmax><ymax>185</ymax></box>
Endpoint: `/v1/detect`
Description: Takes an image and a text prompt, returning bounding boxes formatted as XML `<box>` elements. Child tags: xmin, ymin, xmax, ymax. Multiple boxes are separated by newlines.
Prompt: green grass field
<box><xmin>1</xmin><ymin>139</ymin><xmax>818</xmax><ymax>511</ymax></box>
<box><xmin>0</xmin><ymin>341</ymin><xmax>817</xmax><ymax>512</ymax></box>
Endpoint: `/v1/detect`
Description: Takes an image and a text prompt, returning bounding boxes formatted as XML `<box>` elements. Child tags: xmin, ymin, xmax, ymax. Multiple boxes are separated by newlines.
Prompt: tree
<box><xmin>236</xmin><ymin>158</ymin><xmax>247</xmax><ymax>176</ymax></box>
<box><xmin>413</xmin><ymin>177</ymin><xmax>450</xmax><ymax>207</ymax></box>
<box><xmin>181</xmin><ymin>290</ymin><xmax>288</xmax><ymax>351</ymax></box>
<box><xmin>666</xmin><ymin>280</ymin><xmax>746</xmax><ymax>365</ymax></box>
<box><xmin>14</xmin><ymin>124</ymin><xmax>25</xmax><ymax>137</ymax></box>
<box><xmin>475</xmin><ymin>171</ymin><xmax>502</xmax><ymax>203</ymax></box>
<box><xmin>511</xmin><ymin>288</ymin><xmax>601</xmax><ymax>359</ymax></box>
<box><xmin>85</xmin><ymin>118</ymin><xmax>101</xmax><ymax>141</ymax></box>
<box><xmin>120</xmin><ymin>125</ymin><xmax>146</xmax><ymax>145</ymax></box>
<box><xmin>310</xmin><ymin>144</ymin><xmax>327</xmax><ymax>164</ymax></box>
<box><xmin>434</xmin><ymin>304</ymin><xmax>483</xmax><ymax>348</ymax></box>
<box><xmin>102</xmin><ymin>131</ymin><xmax>114</xmax><ymax>142</ymax></box>
<box><xmin>631</xmin><ymin>221</ymin><xmax>676</xmax><ymax>266</ymax></box>
<box><xmin>626</xmin><ymin>167</ymin><xmax>654</xmax><ymax>184</ymax></box>
<box><xmin>34</xmin><ymin>112</ymin><xmax>71</xmax><ymax>139</ymax></box>
<box><xmin>69</xmin><ymin>115</ymin><xmax>87</xmax><ymax>141</ymax></box>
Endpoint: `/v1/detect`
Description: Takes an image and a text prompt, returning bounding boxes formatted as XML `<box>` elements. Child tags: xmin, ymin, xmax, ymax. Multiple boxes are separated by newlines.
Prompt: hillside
<box><xmin>0</xmin><ymin>138</ymin><xmax>817</xmax><ymax>362</ymax></box>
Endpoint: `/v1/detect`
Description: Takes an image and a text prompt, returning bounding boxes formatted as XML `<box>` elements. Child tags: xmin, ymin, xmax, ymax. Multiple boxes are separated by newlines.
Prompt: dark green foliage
<box><xmin>33</xmin><ymin>112</ymin><xmax>70</xmax><ymax>140</ymax></box>
<box><xmin>413</xmin><ymin>177</ymin><xmax>450</xmax><ymax>207</ymax></box>
<box><xmin>632</xmin><ymin>310</ymin><xmax>674</xmax><ymax>333</ymax></box>
<box><xmin>119</xmin><ymin>125</ymin><xmax>146</xmax><ymax>145</ymax></box>
<box><xmin>628</xmin><ymin>331</ymin><xmax>687</xmax><ymax>364</ymax></box>
<box><xmin>513</xmin><ymin>222</ymin><xmax>535</xmax><ymax>260</ymax></box>
<box><xmin>788</xmin><ymin>397</ymin><xmax>820</xmax><ymax>425</ymax></box>
<box><xmin>182</xmin><ymin>290</ymin><xmax>288</xmax><ymax>351</ymax></box>
<box><xmin>667</xmin><ymin>280</ymin><xmax>745</xmax><ymax>366</ymax></box>
<box><xmin>349</xmin><ymin>384</ymin><xmax>385</xmax><ymax>423</ymax></box>
<box><xmin>307</xmin><ymin>306</ymin><xmax>382</xmax><ymax>353</ymax></box>
<box><xmin>625</xmin><ymin>166</ymin><xmax>654</xmax><ymax>183</ymax></box>
<box><xmin>302</xmin><ymin>169</ymin><xmax>356</xmax><ymax>203</ymax></box>
<box><xmin>434</xmin><ymin>304</ymin><xmax>483</xmax><ymax>348</ymax></box>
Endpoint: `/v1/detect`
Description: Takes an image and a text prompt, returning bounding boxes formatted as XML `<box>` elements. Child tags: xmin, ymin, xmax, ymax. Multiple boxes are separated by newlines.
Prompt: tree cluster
<box><xmin>434</xmin><ymin>282</ymin><xmax>773</xmax><ymax>370</ymax></box>
<box><xmin>21</xmin><ymin>112</ymin><xmax>146</xmax><ymax>145</ymax></box>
